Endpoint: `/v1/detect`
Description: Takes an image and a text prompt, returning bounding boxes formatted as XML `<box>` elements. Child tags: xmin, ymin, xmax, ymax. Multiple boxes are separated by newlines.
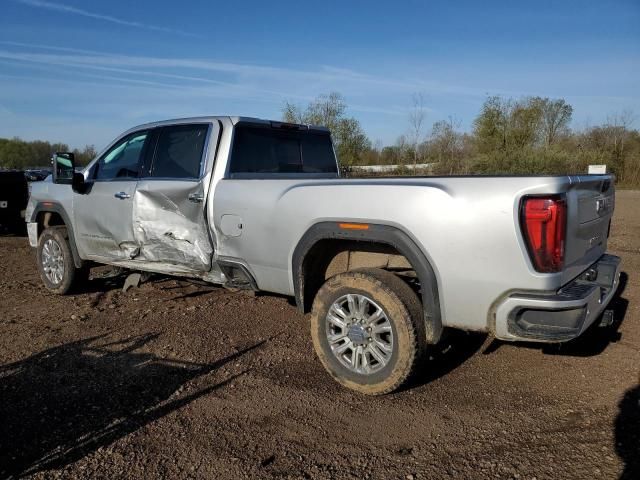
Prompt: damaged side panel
<box><xmin>77</xmin><ymin>120</ymin><xmax>224</xmax><ymax>282</ymax></box>
<box><xmin>132</xmin><ymin>180</ymin><xmax>214</xmax><ymax>272</ymax></box>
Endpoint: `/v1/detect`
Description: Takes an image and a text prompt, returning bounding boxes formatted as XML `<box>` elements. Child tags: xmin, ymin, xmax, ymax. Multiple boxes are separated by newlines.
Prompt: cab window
<box><xmin>229</xmin><ymin>125</ymin><xmax>338</xmax><ymax>177</ymax></box>
<box><xmin>95</xmin><ymin>132</ymin><xmax>148</xmax><ymax>180</ymax></box>
<box><xmin>150</xmin><ymin>124</ymin><xmax>208</xmax><ymax>179</ymax></box>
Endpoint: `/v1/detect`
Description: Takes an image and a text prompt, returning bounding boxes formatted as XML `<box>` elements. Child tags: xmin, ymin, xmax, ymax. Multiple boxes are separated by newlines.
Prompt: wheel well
<box><xmin>293</xmin><ymin>222</ymin><xmax>442</xmax><ymax>344</ymax></box>
<box><xmin>33</xmin><ymin>208</ymin><xmax>85</xmax><ymax>269</ymax></box>
<box><xmin>301</xmin><ymin>239</ymin><xmax>418</xmax><ymax>312</ymax></box>
<box><xmin>35</xmin><ymin>211</ymin><xmax>66</xmax><ymax>237</ymax></box>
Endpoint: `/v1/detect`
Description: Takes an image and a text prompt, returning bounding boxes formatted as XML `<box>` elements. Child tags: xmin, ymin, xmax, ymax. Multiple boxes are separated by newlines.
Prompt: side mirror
<box><xmin>72</xmin><ymin>172</ymin><xmax>87</xmax><ymax>194</ymax></box>
<box><xmin>52</xmin><ymin>152</ymin><xmax>75</xmax><ymax>184</ymax></box>
<box><xmin>52</xmin><ymin>152</ymin><xmax>88</xmax><ymax>193</ymax></box>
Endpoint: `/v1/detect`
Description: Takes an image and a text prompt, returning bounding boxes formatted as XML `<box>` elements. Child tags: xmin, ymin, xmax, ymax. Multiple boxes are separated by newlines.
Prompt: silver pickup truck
<box><xmin>26</xmin><ymin>116</ymin><xmax>621</xmax><ymax>394</ymax></box>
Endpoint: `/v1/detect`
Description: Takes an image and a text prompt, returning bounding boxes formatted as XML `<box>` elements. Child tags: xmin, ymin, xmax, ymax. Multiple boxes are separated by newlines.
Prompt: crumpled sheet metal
<box><xmin>132</xmin><ymin>187</ymin><xmax>212</xmax><ymax>270</ymax></box>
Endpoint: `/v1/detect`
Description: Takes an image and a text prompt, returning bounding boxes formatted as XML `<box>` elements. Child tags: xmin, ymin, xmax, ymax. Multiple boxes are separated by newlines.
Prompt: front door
<box><xmin>132</xmin><ymin>123</ymin><xmax>214</xmax><ymax>272</ymax></box>
<box><xmin>74</xmin><ymin>130</ymin><xmax>150</xmax><ymax>261</ymax></box>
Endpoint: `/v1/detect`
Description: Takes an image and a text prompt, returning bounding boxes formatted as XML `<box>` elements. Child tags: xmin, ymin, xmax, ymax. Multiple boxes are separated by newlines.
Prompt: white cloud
<box><xmin>5</xmin><ymin>42</ymin><xmax>634</xmax><ymax>147</ymax></box>
<box><xmin>0</xmin><ymin>47</ymin><xmax>494</xmax><ymax>103</ymax></box>
<box><xmin>13</xmin><ymin>0</ymin><xmax>201</xmax><ymax>37</ymax></box>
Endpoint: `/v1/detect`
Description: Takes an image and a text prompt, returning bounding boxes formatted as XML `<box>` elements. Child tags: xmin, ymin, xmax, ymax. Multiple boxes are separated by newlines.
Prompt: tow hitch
<box><xmin>598</xmin><ymin>309</ymin><xmax>615</xmax><ymax>328</ymax></box>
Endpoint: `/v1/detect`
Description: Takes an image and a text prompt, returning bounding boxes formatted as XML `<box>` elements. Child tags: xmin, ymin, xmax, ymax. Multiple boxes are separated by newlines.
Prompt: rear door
<box><xmin>563</xmin><ymin>175</ymin><xmax>615</xmax><ymax>280</ymax></box>
<box><xmin>132</xmin><ymin>123</ymin><xmax>215</xmax><ymax>272</ymax></box>
<box><xmin>74</xmin><ymin>130</ymin><xmax>149</xmax><ymax>260</ymax></box>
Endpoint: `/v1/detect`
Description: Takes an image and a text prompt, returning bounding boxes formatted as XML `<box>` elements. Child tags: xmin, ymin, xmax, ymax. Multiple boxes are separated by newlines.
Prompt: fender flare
<box><xmin>292</xmin><ymin>222</ymin><xmax>442</xmax><ymax>344</ymax></box>
<box><xmin>30</xmin><ymin>203</ymin><xmax>84</xmax><ymax>269</ymax></box>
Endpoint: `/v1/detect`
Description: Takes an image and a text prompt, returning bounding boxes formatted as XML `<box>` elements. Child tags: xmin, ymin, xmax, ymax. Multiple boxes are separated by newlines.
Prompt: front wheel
<box><xmin>36</xmin><ymin>227</ymin><xmax>88</xmax><ymax>294</ymax></box>
<box><xmin>310</xmin><ymin>268</ymin><xmax>425</xmax><ymax>395</ymax></box>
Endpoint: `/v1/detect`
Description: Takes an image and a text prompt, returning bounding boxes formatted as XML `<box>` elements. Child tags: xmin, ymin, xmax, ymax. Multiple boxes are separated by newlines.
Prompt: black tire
<box><xmin>310</xmin><ymin>268</ymin><xmax>426</xmax><ymax>395</ymax></box>
<box><xmin>36</xmin><ymin>226</ymin><xmax>88</xmax><ymax>294</ymax></box>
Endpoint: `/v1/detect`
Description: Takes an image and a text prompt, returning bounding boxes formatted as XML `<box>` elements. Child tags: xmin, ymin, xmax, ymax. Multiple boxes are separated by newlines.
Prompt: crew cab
<box><xmin>26</xmin><ymin>116</ymin><xmax>621</xmax><ymax>394</ymax></box>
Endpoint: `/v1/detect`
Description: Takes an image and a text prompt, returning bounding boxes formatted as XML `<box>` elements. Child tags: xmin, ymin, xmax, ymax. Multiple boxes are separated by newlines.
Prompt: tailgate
<box><xmin>562</xmin><ymin>175</ymin><xmax>615</xmax><ymax>282</ymax></box>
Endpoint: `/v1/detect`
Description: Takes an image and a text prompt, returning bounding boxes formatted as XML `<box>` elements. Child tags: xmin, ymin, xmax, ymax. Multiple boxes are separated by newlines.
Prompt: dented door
<box><xmin>131</xmin><ymin>123</ymin><xmax>214</xmax><ymax>272</ymax></box>
<box><xmin>132</xmin><ymin>180</ymin><xmax>212</xmax><ymax>271</ymax></box>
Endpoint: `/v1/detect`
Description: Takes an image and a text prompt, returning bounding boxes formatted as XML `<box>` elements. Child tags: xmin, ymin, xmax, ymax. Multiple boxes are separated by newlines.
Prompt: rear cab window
<box><xmin>229</xmin><ymin>124</ymin><xmax>338</xmax><ymax>178</ymax></box>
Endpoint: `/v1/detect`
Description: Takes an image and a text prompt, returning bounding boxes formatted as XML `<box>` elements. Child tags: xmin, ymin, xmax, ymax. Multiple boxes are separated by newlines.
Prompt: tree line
<box><xmin>0</xmin><ymin>138</ymin><xmax>96</xmax><ymax>170</ymax></box>
<box><xmin>283</xmin><ymin>93</ymin><xmax>640</xmax><ymax>186</ymax></box>
<box><xmin>2</xmin><ymin>93</ymin><xmax>638</xmax><ymax>186</ymax></box>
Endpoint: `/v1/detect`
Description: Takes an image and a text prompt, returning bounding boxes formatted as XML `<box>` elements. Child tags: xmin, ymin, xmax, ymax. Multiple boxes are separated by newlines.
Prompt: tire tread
<box><xmin>310</xmin><ymin>268</ymin><xmax>426</xmax><ymax>395</ymax></box>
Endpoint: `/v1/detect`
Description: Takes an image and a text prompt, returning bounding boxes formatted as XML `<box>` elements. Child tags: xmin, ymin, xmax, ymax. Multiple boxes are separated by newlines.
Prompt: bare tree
<box><xmin>539</xmin><ymin>98</ymin><xmax>573</xmax><ymax>146</ymax></box>
<box><xmin>408</xmin><ymin>93</ymin><xmax>426</xmax><ymax>167</ymax></box>
<box><xmin>395</xmin><ymin>134</ymin><xmax>410</xmax><ymax>168</ymax></box>
<box><xmin>282</xmin><ymin>102</ymin><xmax>302</xmax><ymax>124</ymax></box>
<box><xmin>431</xmin><ymin>116</ymin><xmax>463</xmax><ymax>174</ymax></box>
<box><xmin>606</xmin><ymin>110</ymin><xmax>635</xmax><ymax>155</ymax></box>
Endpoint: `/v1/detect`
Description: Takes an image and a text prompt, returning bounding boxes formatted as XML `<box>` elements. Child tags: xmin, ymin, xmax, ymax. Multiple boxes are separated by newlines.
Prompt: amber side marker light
<box><xmin>338</xmin><ymin>223</ymin><xmax>369</xmax><ymax>231</ymax></box>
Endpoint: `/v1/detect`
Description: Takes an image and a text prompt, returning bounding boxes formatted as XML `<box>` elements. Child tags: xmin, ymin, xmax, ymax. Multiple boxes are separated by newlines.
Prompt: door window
<box><xmin>150</xmin><ymin>124</ymin><xmax>209</xmax><ymax>179</ymax></box>
<box><xmin>95</xmin><ymin>132</ymin><xmax>148</xmax><ymax>180</ymax></box>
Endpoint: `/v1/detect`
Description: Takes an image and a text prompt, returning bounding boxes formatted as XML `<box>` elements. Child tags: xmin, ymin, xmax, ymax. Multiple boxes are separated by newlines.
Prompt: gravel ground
<box><xmin>0</xmin><ymin>191</ymin><xmax>638</xmax><ymax>480</ymax></box>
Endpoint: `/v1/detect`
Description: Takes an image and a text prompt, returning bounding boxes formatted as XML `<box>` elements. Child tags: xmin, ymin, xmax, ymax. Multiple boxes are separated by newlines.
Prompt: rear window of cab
<box><xmin>229</xmin><ymin>125</ymin><xmax>338</xmax><ymax>178</ymax></box>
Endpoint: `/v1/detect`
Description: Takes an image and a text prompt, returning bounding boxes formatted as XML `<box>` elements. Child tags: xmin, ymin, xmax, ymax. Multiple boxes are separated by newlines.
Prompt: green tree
<box><xmin>509</xmin><ymin>98</ymin><xmax>543</xmax><ymax>149</ymax></box>
<box><xmin>282</xmin><ymin>92</ymin><xmax>371</xmax><ymax>166</ymax></box>
<box><xmin>539</xmin><ymin>98</ymin><xmax>573</xmax><ymax>146</ymax></box>
<box><xmin>0</xmin><ymin>137</ymin><xmax>96</xmax><ymax>170</ymax></box>
<box><xmin>473</xmin><ymin>96</ymin><xmax>511</xmax><ymax>153</ymax></box>
<box><xmin>473</xmin><ymin>96</ymin><xmax>569</xmax><ymax>153</ymax></box>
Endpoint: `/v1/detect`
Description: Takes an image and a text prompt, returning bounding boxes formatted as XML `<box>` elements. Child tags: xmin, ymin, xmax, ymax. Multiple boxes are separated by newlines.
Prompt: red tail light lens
<box><xmin>521</xmin><ymin>196</ymin><xmax>567</xmax><ymax>273</ymax></box>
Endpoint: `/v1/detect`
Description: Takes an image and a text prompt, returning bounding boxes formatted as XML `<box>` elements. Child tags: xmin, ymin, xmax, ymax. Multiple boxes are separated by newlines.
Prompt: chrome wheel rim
<box><xmin>42</xmin><ymin>238</ymin><xmax>64</xmax><ymax>285</ymax></box>
<box><xmin>325</xmin><ymin>294</ymin><xmax>394</xmax><ymax>375</ymax></box>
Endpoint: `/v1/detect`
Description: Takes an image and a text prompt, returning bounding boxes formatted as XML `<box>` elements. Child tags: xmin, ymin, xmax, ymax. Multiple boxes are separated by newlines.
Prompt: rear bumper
<box><xmin>494</xmin><ymin>254</ymin><xmax>621</xmax><ymax>342</ymax></box>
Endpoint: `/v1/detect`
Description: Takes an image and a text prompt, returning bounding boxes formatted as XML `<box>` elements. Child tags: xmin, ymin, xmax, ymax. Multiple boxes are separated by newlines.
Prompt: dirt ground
<box><xmin>0</xmin><ymin>192</ymin><xmax>638</xmax><ymax>480</ymax></box>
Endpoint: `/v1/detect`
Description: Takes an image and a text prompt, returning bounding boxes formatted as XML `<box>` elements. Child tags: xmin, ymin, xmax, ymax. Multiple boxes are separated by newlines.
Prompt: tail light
<box><xmin>520</xmin><ymin>195</ymin><xmax>567</xmax><ymax>273</ymax></box>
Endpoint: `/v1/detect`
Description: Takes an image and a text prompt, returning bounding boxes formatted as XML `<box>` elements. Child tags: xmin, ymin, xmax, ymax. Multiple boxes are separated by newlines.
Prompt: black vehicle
<box><xmin>24</xmin><ymin>168</ymin><xmax>51</xmax><ymax>182</ymax></box>
<box><xmin>0</xmin><ymin>170</ymin><xmax>29</xmax><ymax>233</ymax></box>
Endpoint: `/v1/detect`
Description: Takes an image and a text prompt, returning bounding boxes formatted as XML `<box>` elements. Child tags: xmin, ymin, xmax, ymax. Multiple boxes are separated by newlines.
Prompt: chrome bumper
<box><xmin>494</xmin><ymin>254</ymin><xmax>622</xmax><ymax>342</ymax></box>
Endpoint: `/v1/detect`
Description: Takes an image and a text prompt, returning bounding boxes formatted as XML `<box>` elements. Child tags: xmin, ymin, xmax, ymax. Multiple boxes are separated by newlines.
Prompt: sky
<box><xmin>0</xmin><ymin>0</ymin><xmax>638</xmax><ymax>150</ymax></box>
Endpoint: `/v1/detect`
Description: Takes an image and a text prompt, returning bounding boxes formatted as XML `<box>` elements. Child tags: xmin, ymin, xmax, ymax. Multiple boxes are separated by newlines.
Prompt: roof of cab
<box><xmin>125</xmin><ymin>116</ymin><xmax>329</xmax><ymax>134</ymax></box>
<box><xmin>126</xmin><ymin>115</ymin><xmax>329</xmax><ymax>133</ymax></box>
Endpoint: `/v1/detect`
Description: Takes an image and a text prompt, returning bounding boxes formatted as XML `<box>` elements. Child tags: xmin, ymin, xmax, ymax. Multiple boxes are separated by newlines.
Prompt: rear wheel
<box><xmin>310</xmin><ymin>268</ymin><xmax>425</xmax><ymax>395</ymax></box>
<box><xmin>37</xmin><ymin>227</ymin><xmax>88</xmax><ymax>294</ymax></box>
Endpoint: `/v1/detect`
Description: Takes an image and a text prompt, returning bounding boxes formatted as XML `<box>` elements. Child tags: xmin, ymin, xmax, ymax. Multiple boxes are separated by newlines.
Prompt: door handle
<box><xmin>188</xmin><ymin>193</ymin><xmax>204</xmax><ymax>203</ymax></box>
<box><xmin>114</xmin><ymin>192</ymin><xmax>130</xmax><ymax>199</ymax></box>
